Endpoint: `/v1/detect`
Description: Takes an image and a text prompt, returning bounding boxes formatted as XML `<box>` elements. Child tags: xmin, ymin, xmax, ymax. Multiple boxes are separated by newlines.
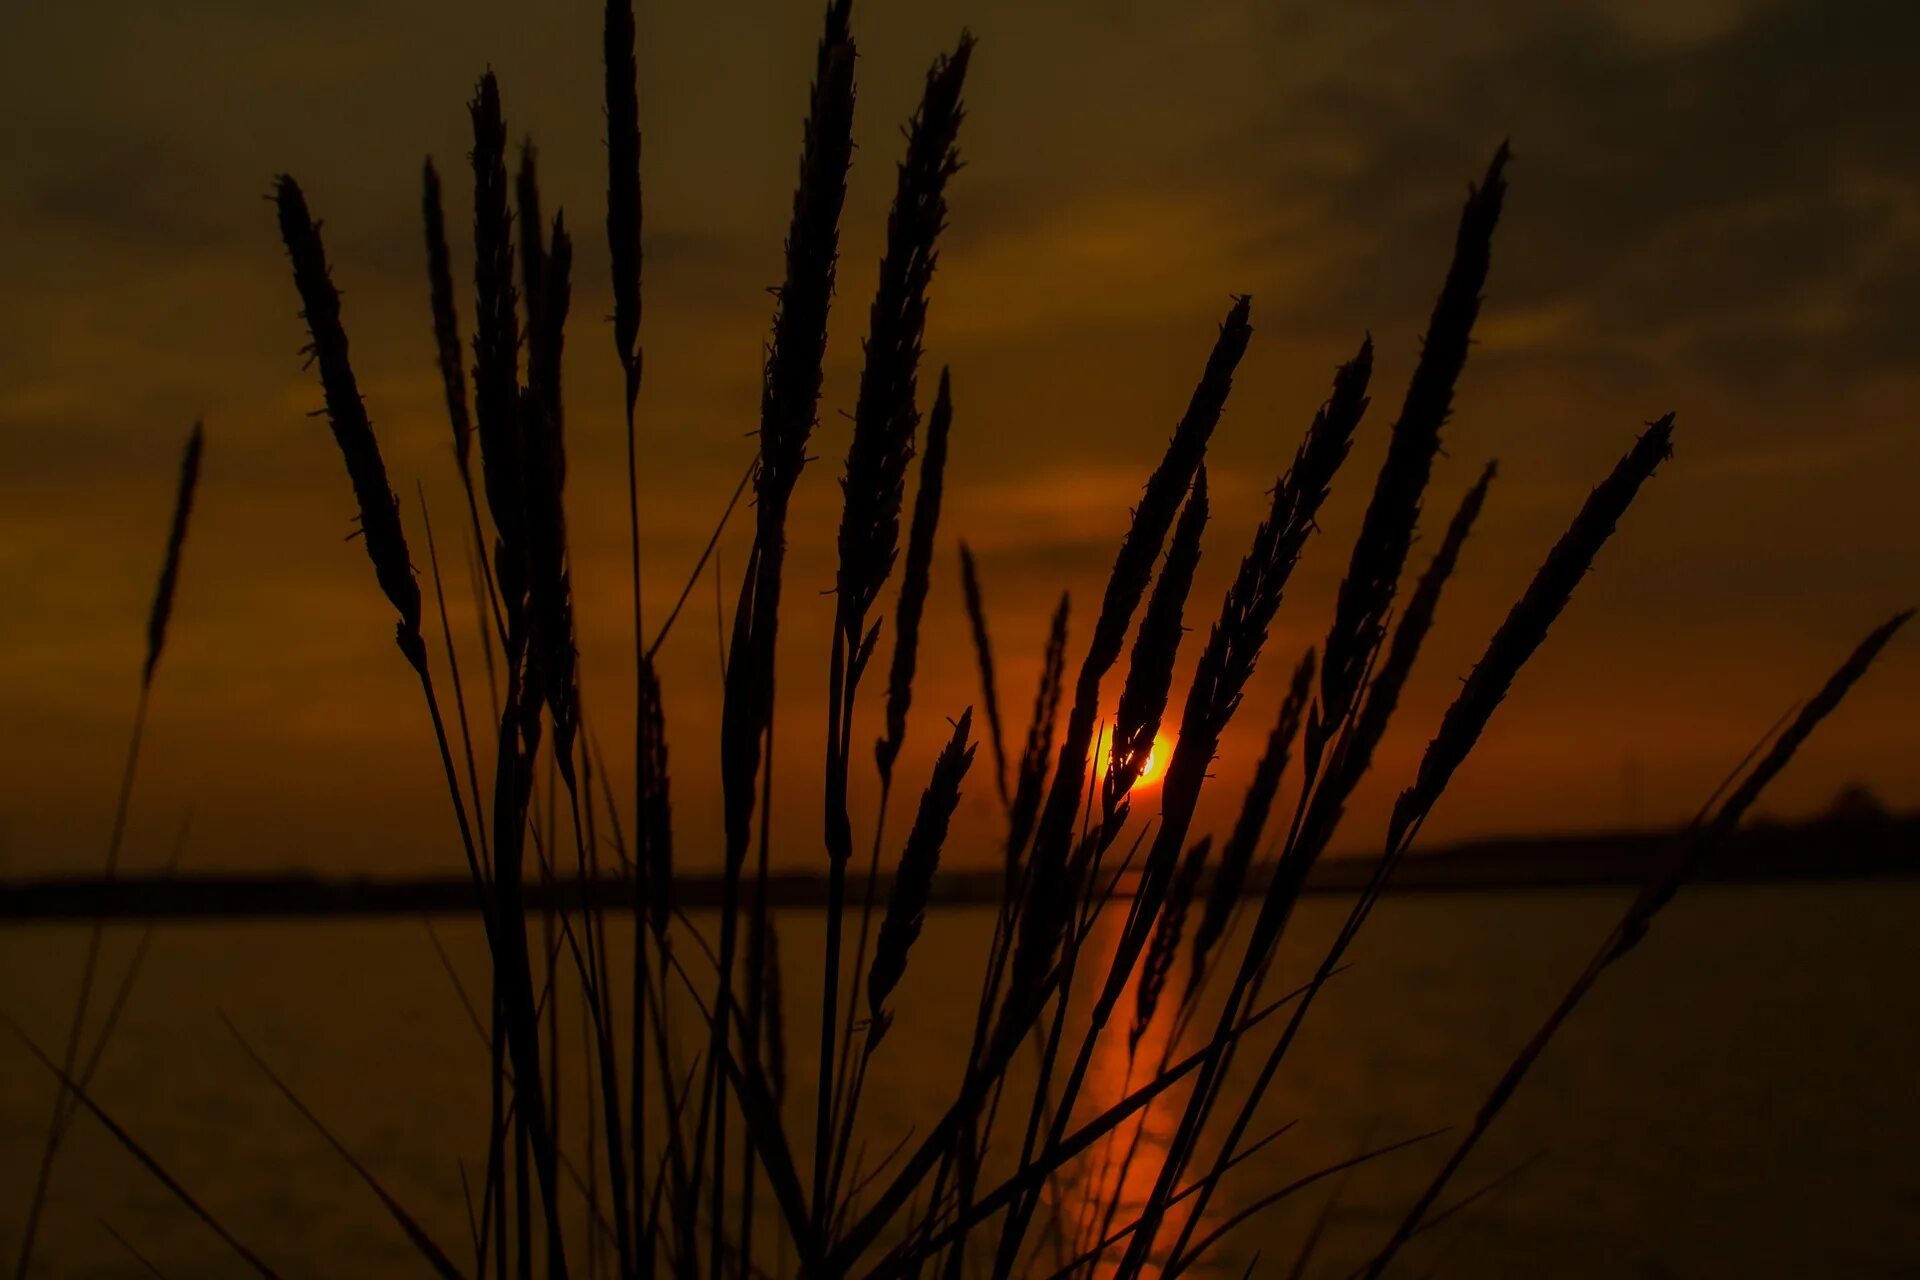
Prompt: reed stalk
<box><xmin>1006</xmin><ymin>296</ymin><xmax>1252</xmax><ymax>1039</ymax></box>
<box><xmin>1121</xmin><ymin>145</ymin><xmax>1511</xmax><ymax>1274</ymax></box>
<box><xmin>1165</xmin><ymin>422</ymin><xmax>1671</xmax><ymax>1275</ymax></box>
<box><xmin>1362</xmin><ymin>608</ymin><xmax>1909</xmax><ymax>1277</ymax></box>
<box><xmin>1005</xmin><ymin>338</ymin><xmax>1368</xmax><ymax>1273</ymax></box>
<box><xmin>706</xmin><ymin>8</ymin><xmax>857</xmax><ymax>1272</ymax></box>
<box><xmin>1318</xmin><ymin>146</ymin><xmax>1508</xmax><ymax>748</ymax></box>
<box><xmin>817</xmin><ymin>33</ymin><xmax>972</xmax><ymax>1245</ymax></box>
<box><xmin>959</xmin><ymin>541</ymin><xmax>1011</xmax><ymax>809</ymax></box>
<box><xmin>1105</xmin><ymin>468</ymin><xmax>1209</xmax><ymax>822</ymax></box>
<box><xmin>13</xmin><ymin>424</ymin><xmax>203</xmax><ymax>1280</ymax></box>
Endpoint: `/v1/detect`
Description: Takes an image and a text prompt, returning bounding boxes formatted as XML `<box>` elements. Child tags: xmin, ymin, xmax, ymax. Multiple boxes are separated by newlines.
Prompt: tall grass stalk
<box><xmin>816</xmin><ymin>33</ymin><xmax>972</xmax><ymax>1246</ymax></box>
<box><xmin>1007</xmin><ymin>340</ymin><xmax>1368</xmax><ymax>1275</ymax></box>
<box><xmin>1165</xmin><ymin>423</ymin><xmax>1670</xmax><ymax>1275</ymax></box>
<box><xmin>2</xmin><ymin>1014</ymin><xmax>283</xmax><ymax>1280</ymax></box>
<box><xmin>278</xmin><ymin>155</ymin><xmax>565</xmax><ymax>1270</ymax></box>
<box><xmin>1007</xmin><ymin>295</ymin><xmax>1252</xmax><ymax>1040</ymax></box>
<box><xmin>958</xmin><ymin>541</ymin><xmax>1011</xmax><ymax>811</ymax></box>
<box><xmin>1362</xmin><ymin>608</ymin><xmax>1910</xmax><ymax>1277</ymax></box>
<box><xmin>599</xmin><ymin>7</ymin><xmax>655</xmax><ymax>1259</ymax></box>
<box><xmin>1113</xmin><ymin>145</ymin><xmax>1511</xmax><ymax>1271</ymax></box>
<box><xmin>168</xmin><ymin>14</ymin><xmax>1909</xmax><ymax>1277</ymax></box>
<box><xmin>13</xmin><ymin>425</ymin><xmax>201</xmax><ymax>1280</ymax></box>
<box><xmin>700</xmin><ymin>6</ymin><xmax>857</xmax><ymax>1272</ymax></box>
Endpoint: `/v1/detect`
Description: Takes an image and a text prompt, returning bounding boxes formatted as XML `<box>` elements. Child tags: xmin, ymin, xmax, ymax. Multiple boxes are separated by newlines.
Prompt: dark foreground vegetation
<box><xmin>5</xmin><ymin>1</ymin><xmax>1909</xmax><ymax>1277</ymax></box>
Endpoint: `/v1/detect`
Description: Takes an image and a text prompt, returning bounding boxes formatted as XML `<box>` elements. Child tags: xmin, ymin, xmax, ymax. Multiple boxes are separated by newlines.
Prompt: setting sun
<box><xmin>1131</xmin><ymin>733</ymin><xmax>1174</xmax><ymax>791</ymax></box>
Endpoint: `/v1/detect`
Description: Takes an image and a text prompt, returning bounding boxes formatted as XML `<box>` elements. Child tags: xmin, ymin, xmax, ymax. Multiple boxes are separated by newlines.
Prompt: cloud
<box><xmin>1212</xmin><ymin>0</ymin><xmax>1920</xmax><ymax>385</ymax></box>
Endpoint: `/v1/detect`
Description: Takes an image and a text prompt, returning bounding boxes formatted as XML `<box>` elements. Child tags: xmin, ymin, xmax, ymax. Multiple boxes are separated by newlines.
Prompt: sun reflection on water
<box><xmin>1058</xmin><ymin>906</ymin><xmax>1223</xmax><ymax>1279</ymax></box>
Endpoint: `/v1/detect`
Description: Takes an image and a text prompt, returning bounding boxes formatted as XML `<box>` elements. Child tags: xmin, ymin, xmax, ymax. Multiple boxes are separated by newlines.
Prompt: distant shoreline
<box><xmin>4</xmin><ymin>815</ymin><xmax>1915</xmax><ymax>920</ymax></box>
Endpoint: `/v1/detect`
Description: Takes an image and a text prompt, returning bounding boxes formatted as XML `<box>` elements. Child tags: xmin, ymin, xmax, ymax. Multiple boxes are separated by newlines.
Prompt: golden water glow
<box><xmin>1067</xmin><ymin>905</ymin><xmax>1219</xmax><ymax>1278</ymax></box>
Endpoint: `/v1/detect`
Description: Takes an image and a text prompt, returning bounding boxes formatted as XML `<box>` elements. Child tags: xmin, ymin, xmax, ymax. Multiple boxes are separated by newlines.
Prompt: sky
<box><xmin>0</xmin><ymin>0</ymin><xmax>1915</xmax><ymax>876</ymax></box>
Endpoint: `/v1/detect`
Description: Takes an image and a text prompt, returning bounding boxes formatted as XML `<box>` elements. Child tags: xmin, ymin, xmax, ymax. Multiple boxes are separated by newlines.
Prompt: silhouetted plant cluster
<box><xmin>8</xmin><ymin>3</ymin><xmax>1910</xmax><ymax>1279</ymax></box>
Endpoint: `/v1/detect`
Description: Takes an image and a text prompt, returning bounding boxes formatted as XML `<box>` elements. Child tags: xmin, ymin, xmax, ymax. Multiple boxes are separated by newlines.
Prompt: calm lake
<box><xmin>4</xmin><ymin>882</ymin><xmax>1919</xmax><ymax>1277</ymax></box>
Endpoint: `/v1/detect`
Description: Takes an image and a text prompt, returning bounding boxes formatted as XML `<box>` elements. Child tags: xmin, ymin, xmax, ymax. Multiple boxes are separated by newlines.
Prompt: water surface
<box><xmin>4</xmin><ymin>883</ymin><xmax>1918</xmax><ymax>1276</ymax></box>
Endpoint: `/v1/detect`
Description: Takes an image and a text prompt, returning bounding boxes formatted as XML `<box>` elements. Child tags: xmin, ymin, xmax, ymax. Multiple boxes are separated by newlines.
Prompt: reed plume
<box><xmin>1352</xmin><ymin>462</ymin><xmax>1496</xmax><ymax>767</ymax></box>
<box><xmin>467</xmin><ymin>73</ymin><xmax>527</xmax><ymax>628</ymax></box>
<box><xmin>278</xmin><ymin>163</ymin><xmax>546</xmax><ymax>1267</ymax></box>
<box><xmin>1086</xmin><ymin>296</ymin><xmax>1252</xmax><ymax>673</ymax></box>
<box><xmin>13</xmin><ymin>421</ymin><xmax>206</xmax><ymax>1280</ymax></box>
<box><xmin>820</xmin><ymin>41</ymin><xmax>972</xmax><ymax>1217</ymax></box>
<box><xmin>1619</xmin><ymin>608</ymin><xmax>1914</xmax><ymax>949</ymax></box>
<box><xmin>1009</xmin><ymin>296</ymin><xmax>1253</xmax><ymax>1021</ymax></box>
<box><xmin>1086</xmin><ymin>341</ymin><xmax>1365</xmax><ymax>1035</ymax></box>
<box><xmin>991</xmin><ymin>338</ymin><xmax>1368</xmax><ymax>1277</ymax></box>
<box><xmin>1131</xmin><ymin>837</ymin><xmax>1208</xmax><ymax>1054</ymax></box>
<box><xmin>422</xmin><ymin>157</ymin><xmax>506</xmax><ymax>651</ymax></box>
<box><xmin>274</xmin><ymin>176</ymin><xmax>423</xmax><ymax>666</ymax></box>
<box><xmin>1320</xmin><ymin>145</ymin><xmax>1507</xmax><ymax>740</ymax></box>
<box><xmin>1293</xmin><ymin>461</ymin><xmax>1497</xmax><ymax>864</ymax></box>
<box><xmin>833</xmin><ymin>33</ymin><xmax>972</xmax><ymax>633</ymax></box>
<box><xmin>877</xmin><ymin>368</ymin><xmax>955</xmax><ymax>783</ymax></box>
<box><xmin>420</xmin><ymin>162</ymin><xmax>472</xmax><ymax>475</ymax></box>
<box><xmin>1188</xmin><ymin>646</ymin><xmax>1313</xmax><ymax>995</ymax></box>
<box><xmin>516</xmin><ymin>141</ymin><xmax>545</xmax><ymax>323</ymax></box>
<box><xmin>603</xmin><ymin>11</ymin><xmax>652</xmax><ymax>1256</ymax></box>
<box><xmin>958</xmin><ymin>541</ymin><xmax>1010</xmax><ymax>807</ymax></box>
<box><xmin>523</xmin><ymin>213</ymin><xmax>579</xmax><ymax>770</ymax></box>
<box><xmin>714</xmin><ymin>7</ymin><xmax>857</xmax><ymax>1266</ymax></box>
<box><xmin>1364</xmin><ymin>607</ymin><xmax>1908</xmax><ymax>1278</ymax></box>
<box><xmin>1166</xmin><ymin>340</ymin><xmax>1369</xmax><ymax>792</ymax></box>
<box><xmin>524</xmin><ymin>209</ymin><xmax>568</xmax><ymax>456</ymax></box>
<box><xmin>1389</xmin><ymin>417</ymin><xmax>1672</xmax><ymax>852</ymax></box>
<box><xmin>867</xmin><ymin>709</ymin><xmax>977</xmax><ymax>1042</ymax></box>
<box><xmin>1151</xmin><ymin>465</ymin><xmax>1501</xmax><ymax>1271</ymax></box>
<box><xmin>1008</xmin><ymin>592</ymin><xmax>1070</xmax><ymax>861</ymax></box>
<box><xmin>464</xmin><ymin>75</ymin><xmax>573</xmax><ymax>1272</ymax></box>
<box><xmin>751</xmin><ymin>0</ymin><xmax>854</xmax><ymax>530</ymax></box>
<box><xmin>145</xmin><ymin>423</ymin><xmax>204</xmax><ymax>689</ymax></box>
<box><xmin>1104</xmin><ymin>339</ymin><xmax>1374</xmax><ymax>1280</ymax></box>
<box><xmin>721</xmin><ymin>0</ymin><xmax>856</xmax><ymax>870</ymax></box>
<box><xmin>837</xmin><ymin>364</ymin><xmax>955</xmax><ymax>1183</ymax></box>
<box><xmin>1164</xmin><ymin>423</ymin><xmax>1673</xmax><ymax>1278</ymax></box>
<box><xmin>1139</xmin><ymin>184</ymin><xmax>1512</xmax><ymax>1261</ymax></box>
<box><xmin>1107</xmin><ymin>467</ymin><xmax>1208</xmax><ymax>818</ymax></box>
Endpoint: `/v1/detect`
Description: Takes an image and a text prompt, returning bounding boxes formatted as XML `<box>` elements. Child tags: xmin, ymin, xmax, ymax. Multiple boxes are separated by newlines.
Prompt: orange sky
<box><xmin>2</xmin><ymin>0</ymin><xmax>1916</xmax><ymax>875</ymax></box>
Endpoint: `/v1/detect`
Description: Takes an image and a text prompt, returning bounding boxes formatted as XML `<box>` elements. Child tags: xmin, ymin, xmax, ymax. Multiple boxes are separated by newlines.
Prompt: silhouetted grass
<box><xmin>1009</xmin><ymin>295</ymin><xmax>1252</xmax><ymax>1040</ymax></box>
<box><xmin>13</xmin><ymin>424</ymin><xmax>202</xmax><ymax>1280</ymax></box>
<box><xmin>876</xmin><ymin>368</ymin><xmax>955</xmax><ymax>786</ymax></box>
<box><xmin>1155</xmin><ymin>418</ymin><xmax>1674</xmax><ymax>1275</ymax></box>
<box><xmin>1106</xmin><ymin>467</ymin><xmax>1208</xmax><ymax>822</ymax></box>
<box><xmin>19</xmin><ymin>8</ymin><xmax>1912</xmax><ymax>1280</ymax></box>
<box><xmin>817</xmin><ymin>30</ymin><xmax>972</xmax><ymax>1246</ymax></box>
<box><xmin>708</xmin><ymin>15</ymin><xmax>857</xmax><ymax>1270</ymax></box>
<box><xmin>868</xmin><ymin>709</ymin><xmax>977</xmax><ymax>1045</ymax></box>
<box><xmin>1187</xmin><ymin>646</ymin><xmax>1313</xmax><ymax>1008</ymax></box>
<box><xmin>1131</xmin><ymin>836</ymin><xmax>1207</xmax><ymax>1055</ymax></box>
<box><xmin>958</xmin><ymin>541</ymin><xmax>1010</xmax><ymax>811</ymax></box>
<box><xmin>1363</xmin><ymin>609</ymin><xmax>1911</xmax><ymax>1278</ymax></box>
